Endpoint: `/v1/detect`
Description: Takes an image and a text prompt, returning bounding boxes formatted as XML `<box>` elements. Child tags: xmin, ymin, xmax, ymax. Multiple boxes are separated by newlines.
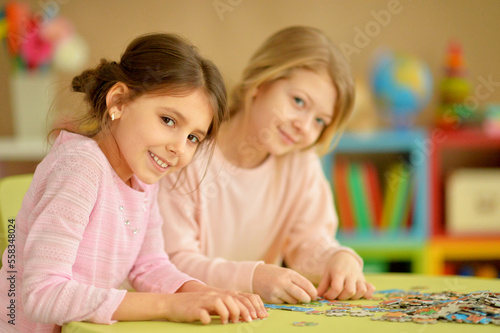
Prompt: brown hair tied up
<box><xmin>67</xmin><ymin>33</ymin><xmax>228</xmax><ymax>142</ymax></box>
<box><xmin>71</xmin><ymin>59</ymin><xmax>122</xmax><ymax>117</ymax></box>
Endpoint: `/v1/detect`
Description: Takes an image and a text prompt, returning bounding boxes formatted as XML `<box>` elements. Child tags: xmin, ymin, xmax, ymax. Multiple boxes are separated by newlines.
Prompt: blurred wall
<box><xmin>1</xmin><ymin>0</ymin><xmax>500</xmax><ymax>136</ymax></box>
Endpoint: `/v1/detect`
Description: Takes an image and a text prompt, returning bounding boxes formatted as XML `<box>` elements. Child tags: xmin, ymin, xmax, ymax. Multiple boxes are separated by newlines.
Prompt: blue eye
<box><xmin>315</xmin><ymin>118</ymin><xmax>326</xmax><ymax>126</ymax></box>
<box><xmin>294</xmin><ymin>97</ymin><xmax>305</xmax><ymax>108</ymax></box>
<box><xmin>162</xmin><ymin>117</ymin><xmax>175</xmax><ymax>127</ymax></box>
<box><xmin>188</xmin><ymin>134</ymin><xmax>200</xmax><ymax>144</ymax></box>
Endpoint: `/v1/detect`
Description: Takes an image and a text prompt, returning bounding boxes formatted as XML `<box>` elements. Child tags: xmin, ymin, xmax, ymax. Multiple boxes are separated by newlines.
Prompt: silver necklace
<box><xmin>113</xmin><ymin>174</ymin><xmax>140</xmax><ymax>235</ymax></box>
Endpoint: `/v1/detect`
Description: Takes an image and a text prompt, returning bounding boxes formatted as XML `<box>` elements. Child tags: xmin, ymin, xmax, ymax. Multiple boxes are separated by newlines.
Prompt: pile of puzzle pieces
<box><xmin>264</xmin><ymin>289</ymin><xmax>500</xmax><ymax>325</ymax></box>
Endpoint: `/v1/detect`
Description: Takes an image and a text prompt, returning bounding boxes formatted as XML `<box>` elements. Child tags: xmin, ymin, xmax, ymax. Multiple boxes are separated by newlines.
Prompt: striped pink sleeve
<box><xmin>21</xmin><ymin>150</ymin><xmax>127</xmax><ymax>325</ymax></box>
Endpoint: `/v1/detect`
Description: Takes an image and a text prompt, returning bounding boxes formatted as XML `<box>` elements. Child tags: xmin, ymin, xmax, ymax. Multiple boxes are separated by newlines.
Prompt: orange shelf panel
<box><xmin>426</xmin><ymin>238</ymin><xmax>500</xmax><ymax>274</ymax></box>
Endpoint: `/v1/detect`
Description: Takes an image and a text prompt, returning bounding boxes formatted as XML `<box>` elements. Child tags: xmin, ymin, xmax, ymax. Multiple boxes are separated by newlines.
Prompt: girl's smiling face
<box><xmin>245</xmin><ymin>68</ymin><xmax>337</xmax><ymax>157</ymax></box>
<box><xmin>101</xmin><ymin>84</ymin><xmax>213</xmax><ymax>185</ymax></box>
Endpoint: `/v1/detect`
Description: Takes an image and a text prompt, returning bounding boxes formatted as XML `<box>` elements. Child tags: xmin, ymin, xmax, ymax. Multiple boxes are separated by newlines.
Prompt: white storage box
<box><xmin>446</xmin><ymin>168</ymin><xmax>500</xmax><ymax>236</ymax></box>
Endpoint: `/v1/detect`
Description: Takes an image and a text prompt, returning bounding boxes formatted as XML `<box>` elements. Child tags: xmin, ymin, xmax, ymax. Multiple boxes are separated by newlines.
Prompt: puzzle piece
<box><xmin>326</xmin><ymin>311</ymin><xmax>348</xmax><ymax>317</ymax></box>
<box><xmin>349</xmin><ymin>309</ymin><xmax>374</xmax><ymax>317</ymax></box>
<box><xmin>305</xmin><ymin>310</ymin><xmax>325</xmax><ymax>315</ymax></box>
<box><xmin>293</xmin><ymin>321</ymin><xmax>318</xmax><ymax>327</ymax></box>
<box><xmin>264</xmin><ymin>304</ymin><xmax>311</xmax><ymax>312</ymax></box>
<box><xmin>411</xmin><ymin>315</ymin><xmax>438</xmax><ymax>324</ymax></box>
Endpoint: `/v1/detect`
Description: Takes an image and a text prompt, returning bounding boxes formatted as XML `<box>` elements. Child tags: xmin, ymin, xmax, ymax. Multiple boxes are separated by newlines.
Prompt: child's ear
<box><xmin>106</xmin><ymin>82</ymin><xmax>129</xmax><ymax>120</ymax></box>
<box><xmin>250</xmin><ymin>86</ymin><xmax>259</xmax><ymax>99</ymax></box>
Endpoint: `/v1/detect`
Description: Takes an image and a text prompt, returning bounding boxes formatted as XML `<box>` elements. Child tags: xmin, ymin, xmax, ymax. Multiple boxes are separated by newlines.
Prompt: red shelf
<box><xmin>429</xmin><ymin>127</ymin><xmax>500</xmax><ymax>237</ymax></box>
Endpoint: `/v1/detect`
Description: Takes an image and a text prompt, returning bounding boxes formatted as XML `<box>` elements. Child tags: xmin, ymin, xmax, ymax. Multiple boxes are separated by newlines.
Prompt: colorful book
<box><xmin>388</xmin><ymin>164</ymin><xmax>412</xmax><ymax>232</ymax></box>
<box><xmin>332</xmin><ymin>159</ymin><xmax>355</xmax><ymax>232</ymax></box>
<box><xmin>380</xmin><ymin>163</ymin><xmax>401</xmax><ymax>230</ymax></box>
<box><xmin>381</xmin><ymin>163</ymin><xmax>412</xmax><ymax>232</ymax></box>
<box><xmin>349</xmin><ymin>163</ymin><xmax>372</xmax><ymax>234</ymax></box>
<box><xmin>402</xmin><ymin>181</ymin><xmax>414</xmax><ymax>230</ymax></box>
<box><xmin>363</xmin><ymin>162</ymin><xmax>383</xmax><ymax>230</ymax></box>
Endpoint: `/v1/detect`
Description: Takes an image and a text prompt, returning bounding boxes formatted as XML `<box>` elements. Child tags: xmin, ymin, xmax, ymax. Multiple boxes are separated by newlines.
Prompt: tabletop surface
<box><xmin>62</xmin><ymin>273</ymin><xmax>500</xmax><ymax>333</ymax></box>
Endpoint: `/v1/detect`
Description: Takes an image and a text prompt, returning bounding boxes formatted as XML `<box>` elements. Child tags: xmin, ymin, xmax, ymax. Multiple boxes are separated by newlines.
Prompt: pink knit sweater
<box><xmin>159</xmin><ymin>145</ymin><xmax>362</xmax><ymax>294</ymax></box>
<box><xmin>0</xmin><ymin>131</ymin><xmax>196</xmax><ymax>333</ymax></box>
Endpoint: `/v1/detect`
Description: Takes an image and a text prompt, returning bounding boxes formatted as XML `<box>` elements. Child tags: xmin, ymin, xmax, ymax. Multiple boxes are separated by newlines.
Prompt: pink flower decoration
<box><xmin>20</xmin><ymin>19</ymin><xmax>53</xmax><ymax>69</ymax></box>
<box><xmin>41</xmin><ymin>16</ymin><xmax>74</xmax><ymax>44</ymax></box>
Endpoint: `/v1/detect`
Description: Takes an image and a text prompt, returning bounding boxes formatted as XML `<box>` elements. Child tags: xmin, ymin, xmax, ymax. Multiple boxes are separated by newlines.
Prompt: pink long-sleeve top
<box><xmin>159</xmin><ymin>145</ymin><xmax>362</xmax><ymax>294</ymax></box>
<box><xmin>0</xmin><ymin>131</ymin><xmax>196</xmax><ymax>333</ymax></box>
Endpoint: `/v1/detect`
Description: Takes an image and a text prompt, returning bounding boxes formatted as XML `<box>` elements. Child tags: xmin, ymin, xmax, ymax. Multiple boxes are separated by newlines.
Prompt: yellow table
<box><xmin>63</xmin><ymin>273</ymin><xmax>500</xmax><ymax>333</ymax></box>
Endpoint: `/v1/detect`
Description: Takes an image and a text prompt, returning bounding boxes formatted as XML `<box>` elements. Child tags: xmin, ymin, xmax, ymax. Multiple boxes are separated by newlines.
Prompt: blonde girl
<box><xmin>159</xmin><ymin>26</ymin><xmax>375</xmax><ymax>304</ymax></box>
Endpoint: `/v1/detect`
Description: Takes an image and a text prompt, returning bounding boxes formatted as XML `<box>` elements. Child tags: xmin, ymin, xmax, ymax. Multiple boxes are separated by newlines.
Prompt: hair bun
<box><xmin>72</xmin><ymin>59</ymin><xmax>119</xmax><ymax>93</ymax></box>
<box><xmin>71</xmin><ymin>68</ymin><xmax>95</xmax><ymax>93</ymax></box>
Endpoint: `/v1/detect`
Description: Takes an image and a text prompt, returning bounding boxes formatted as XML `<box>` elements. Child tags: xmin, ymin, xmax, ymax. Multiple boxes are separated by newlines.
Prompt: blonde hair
<box><xmin>230</xmin><ymin>26</ymin><xmax>354</xmax><ymax>156</ymax></box>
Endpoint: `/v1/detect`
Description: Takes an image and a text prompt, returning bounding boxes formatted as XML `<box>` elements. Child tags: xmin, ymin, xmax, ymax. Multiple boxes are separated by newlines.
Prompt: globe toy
<box><xmin>370</xmin><ymin>50</ymin><xmax>433</xmax><ymax>129</ymax></box>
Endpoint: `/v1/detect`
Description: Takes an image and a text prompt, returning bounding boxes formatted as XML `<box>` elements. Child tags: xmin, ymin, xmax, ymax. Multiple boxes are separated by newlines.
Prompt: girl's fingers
<box><xmin>242</xmin><ymin>293</ymin><xmax>267</xmax><ymax>318</ymax></box>
<box><xmin>287</xmin><ymin>282</ymin><xmax>313</xmax><ymax>303</ymax></box>
<box><xmin>213</xmin><ymin>298</ymin><xmax>230</xmax><ymax>324</ymax></box>
<box><xmin>198</xmin><ymin>309</ymin><xmax>212</xmax><ymax>325</ymax></box>
<box><xmin>352</xmin><ymin>280</ymin><xmax>368</xmax><ymax>300</ymax></box>
<box><xmin>279</xmin><ymin>290</ymin><xmax>301</xmax><ymax>304</ymax></box>
<box><xmin>324</xmin><ymin>275</ymin><xmax>344</xmax><ymax>300</ymax></box>
<box><xmin>316</xmin><ymin>274</ymin><xmax>331</xmax><ymax>297</ymax></box>
<box><xmin>337</xmin><ymin>278</ymin><xmax>356</xmax><ymax>300</ymax></box>
<box><xmin>236</xmin><ymin>294</ymin><xmax>257</xmax><ymax>319</ymax></box>
<box><xmin>234</xmin><ymin>298</ymin><xmax>252</xmax><ymax>322</ymax></box>
<box><xmin>225</xmin><ymin>296</ymin><xmax>242</xmax><ymax>324</ymax></box>
<box><xmin>256</xmin><ymin>296</ymin><xmax>269</xmax><ymax>318</ymax></box>
<box><xmin>291</xmin><ymin>274</ymin><xmax>317</xmax><ymax>302</ymax></box>
<box><xmin>365</xmin><ymin>282</ymin><xmax>376</xmax><ymax>299</ymax></box>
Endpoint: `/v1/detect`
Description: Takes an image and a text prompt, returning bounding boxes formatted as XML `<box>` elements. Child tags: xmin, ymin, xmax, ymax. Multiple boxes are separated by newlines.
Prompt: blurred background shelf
<box><xmin>0</xmin><ymin>138</ymin><xmax>49</xmax><ymax>161</ymax></box>
<box><xmin>321</xmin><ymin>127</ymin><xmax>500</xmax><ymax>276</ymax></box>
<box><xmin>427</xmin><ymin>128</ymin><xmax>500</xmax><ymax>277</ymax></box>
<box><xmin>0</xmin><ymin>138</ymin><xmax>47</xmax><ymax>178</ymax></box>
<box><xmin>322</xmin><ymin>129</ymin><xmax>429</xmax><ymax>273</ymax></box>
<box><xmin>429</xmin><ymin>128</ymin><xmax>500</xmax><ymax>237</ymax></box>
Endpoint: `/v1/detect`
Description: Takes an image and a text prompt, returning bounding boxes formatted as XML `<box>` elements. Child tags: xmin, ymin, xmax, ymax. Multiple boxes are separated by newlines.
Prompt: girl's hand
<box><xmin>212</xmin><ymin>289</ymin><xmax>269</xmax><ymax>320</ymax></box>
<box><xmin>163</xmin><ymin>291</ymin><xmax>257</xmax><ymax>324</ymax></box>
<box><xmin>252</xmin><ymin>263</ymin><xmax>317</xmax><ymax>304</ymax></box>
<box><xmin>316</xmin><ymin>251</ymin><xmax>375</xmax><ymax>300</ymax></box>
<box><xmin>178</xmin><ymin>281</ymin><xmax>268</xmax><ymax>322</ymax></box>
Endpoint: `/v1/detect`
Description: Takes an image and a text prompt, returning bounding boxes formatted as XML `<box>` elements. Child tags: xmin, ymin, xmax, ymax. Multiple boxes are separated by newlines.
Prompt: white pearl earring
<box><xmin>111</xmin><ymin>113</ymin><xmax>115</xmax><ymax>121</ymax></box>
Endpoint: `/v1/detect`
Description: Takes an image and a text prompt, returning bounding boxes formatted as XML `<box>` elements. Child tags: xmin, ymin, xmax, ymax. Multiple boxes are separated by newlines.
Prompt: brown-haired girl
<box><xmin>0</xmin><ymin>33</ymin><xmax>266</xmax><ymax>333</ymax></box>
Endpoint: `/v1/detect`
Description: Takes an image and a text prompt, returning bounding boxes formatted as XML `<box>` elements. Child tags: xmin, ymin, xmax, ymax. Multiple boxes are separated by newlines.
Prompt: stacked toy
<box><xmin>436</xmin><ymin>41</ymin><xmax>474</xmax><ymax>128</ymax></box>
<box><xmin>484</xmin><ymin>104</ymin><xmax>500</xmax><ymax>136</ymax></box>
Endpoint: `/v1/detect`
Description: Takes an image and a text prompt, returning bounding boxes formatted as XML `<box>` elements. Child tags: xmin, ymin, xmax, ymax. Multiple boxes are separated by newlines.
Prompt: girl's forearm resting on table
<box><xmin>111</xmin><ymin>281</ymin><xmax>205</xmax><ymax>321</ymax></box>
<box><xmin>112</xmin><ymin>292</ymin><xmax>172</xmax><ymax>321</ymax></box>
<box><xmin>111</xmin><ymin>281</ymin><xmax>262</xmax><ymax>324</ymax></box>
